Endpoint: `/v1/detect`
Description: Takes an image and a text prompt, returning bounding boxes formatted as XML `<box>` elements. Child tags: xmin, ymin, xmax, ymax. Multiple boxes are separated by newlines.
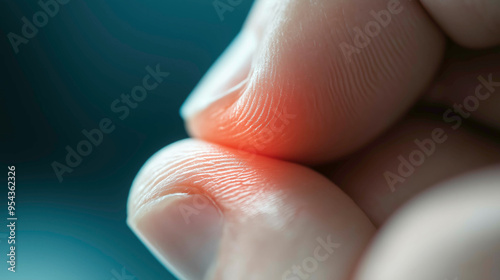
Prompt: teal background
<box><xmin>0</xmin><ymin>0</ymin><xmax>253</xmax><ymax>279</ymax></box>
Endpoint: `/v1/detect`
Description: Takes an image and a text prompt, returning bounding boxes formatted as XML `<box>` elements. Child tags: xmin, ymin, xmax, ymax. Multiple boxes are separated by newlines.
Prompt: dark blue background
<box><xmin>0</xmin><ymin>0</ymin><xmax>253</xmax><ymax>279</ymax></box>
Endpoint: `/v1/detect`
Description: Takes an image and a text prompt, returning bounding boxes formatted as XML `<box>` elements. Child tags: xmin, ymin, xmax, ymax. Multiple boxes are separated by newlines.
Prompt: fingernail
<box><xmin>180</xmin><ymin>31</ymin><xmax>257</xmax><ymax>120</ymax></box>
<box><xmin>128</xmin><ymin>193</ymin><xmax>224</xmax><ymax>280</ymax></box>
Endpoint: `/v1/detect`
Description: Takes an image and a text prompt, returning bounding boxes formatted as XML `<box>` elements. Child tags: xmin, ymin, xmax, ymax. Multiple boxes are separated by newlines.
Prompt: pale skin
<box><xmin>127</xmin><ymin>0</ymin><xmax>500</xmax><ymax>279</ymax></box>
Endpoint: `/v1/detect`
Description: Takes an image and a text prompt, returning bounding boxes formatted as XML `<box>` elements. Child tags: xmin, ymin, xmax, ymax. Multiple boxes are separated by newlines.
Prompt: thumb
<box><xmin>127</xmin><ymin>139</ymin><xmax>375</xmax><ymax>279</ymax></box>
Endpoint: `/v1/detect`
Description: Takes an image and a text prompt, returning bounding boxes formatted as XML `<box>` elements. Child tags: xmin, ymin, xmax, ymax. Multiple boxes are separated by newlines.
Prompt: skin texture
<box><xmin>127</xmin><ymin>0</ymin><xmax>500</xmax><ymax>279</ymax></box>
<box><xmin>354</xmin><ymin>167</ymin><xmax>500</xmax><ymax>280</ymax></box>
<box><xmin>181</xmin><ymin>0</ymin><xmax>445</xmax><ymax>164</ymax></box>
<box><xmin>128</xmin><ymin>139</ymin><xmax>375</xmax><ymax>279</ymax></box>
<box><xmin>425</xmin><ymin>45</ymin><xmax>500</xmax><ymax>129</ymax></box>
<box><xmin>420</xmin><ymin>0</ymin><xmax>500</xmax><ymax>48</ymax></box>
<box><xmin>321</xmin><ymin>113</ymin><xmax>500</xmax><ymax>226</ymax></box>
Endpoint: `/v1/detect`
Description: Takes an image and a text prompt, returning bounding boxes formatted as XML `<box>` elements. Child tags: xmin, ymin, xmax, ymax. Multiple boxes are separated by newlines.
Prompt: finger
<box><xmin>320</xmin><ymin>112</ymin><xmax>500</xmax><ymax>226</ymax></box>
<box><xmin>181</xmin><ymin>0</ymin><xmax>445</xmax><ymax>164</ymax></box>
<box><xmin>127</xmin><ymin>139</ymin><xmax>374</xmax><ymax>280</ymax></box>
<box><xmin>420</xmin><ymin>0</ymin><xmax>500</xmax><ymax>48</ymax></box>
<box><xmin>425</xmin><ymin>45</ymin><xmax>500</xmax><ymax>130</ymax></box>
<box><xmin>354</xmin><ymin>166</ymin><xmax>500</xmax><ymax>280</ymax></box>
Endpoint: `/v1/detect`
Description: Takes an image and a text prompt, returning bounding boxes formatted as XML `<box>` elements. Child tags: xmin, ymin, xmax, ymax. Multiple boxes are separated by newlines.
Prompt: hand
<box><xmin>127</xmin><ymin>0</ymin><xmax>500</xmax><ymax>279</ymax></box>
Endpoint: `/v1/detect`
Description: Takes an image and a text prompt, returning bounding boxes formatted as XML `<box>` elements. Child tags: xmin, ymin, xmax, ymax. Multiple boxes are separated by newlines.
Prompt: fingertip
<box><xmin>181</xmin><ymin>0</ymin><xmax>446</xmax><ymax>164</ymax></box>
<box><xmin>127</xmin><ymin>139</ymin><xmax>375</xmax><ymax>279</ymax></box>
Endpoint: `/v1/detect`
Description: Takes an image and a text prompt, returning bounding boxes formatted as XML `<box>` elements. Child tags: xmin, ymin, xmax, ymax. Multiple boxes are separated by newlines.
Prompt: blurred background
<box><xmin>0</xmin><ymin>0</ymin><xmax>254</xmax><ymax>279</ymax></box>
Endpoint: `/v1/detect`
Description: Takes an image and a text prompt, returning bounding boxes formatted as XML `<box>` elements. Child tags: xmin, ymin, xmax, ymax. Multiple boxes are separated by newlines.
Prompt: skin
<box><xmin>127</xmin><ymin>0</ymin><xmax>500</xmax><ymax>279</ymax></box>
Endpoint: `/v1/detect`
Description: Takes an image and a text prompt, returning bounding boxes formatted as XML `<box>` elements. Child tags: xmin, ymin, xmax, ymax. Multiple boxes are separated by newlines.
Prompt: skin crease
<box><xmin>425</xmin><ymin>46</ymin><xmax>500</xmax><ymax>130</ymax></box>
<box><xmin>354</xmin><ymin>166</ymin><xmax>500</xmax><ymax>280</ymax></box>
<box><xmin>182</xmin><ymin>0</ymin><xmax>445</xmax><ymax>164</ymax></box>
<box><xmin>128</xmin><ymin>139</ymin><xmax>375</xmax><ymax>280</ymax></box>
<box><xmin>127</xmin><ymin>0</ymin><xmax>500</xmax><ymax>279</ymax></box>
<box><xmin>321</xmin><ymin>113</ymin><xmax>500</xmax><ymax>226</ymax></box>
<box><xmin>419</xmin><ymin>0</ymin><xmax>500</xmax><ymax>48</ymax></box>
